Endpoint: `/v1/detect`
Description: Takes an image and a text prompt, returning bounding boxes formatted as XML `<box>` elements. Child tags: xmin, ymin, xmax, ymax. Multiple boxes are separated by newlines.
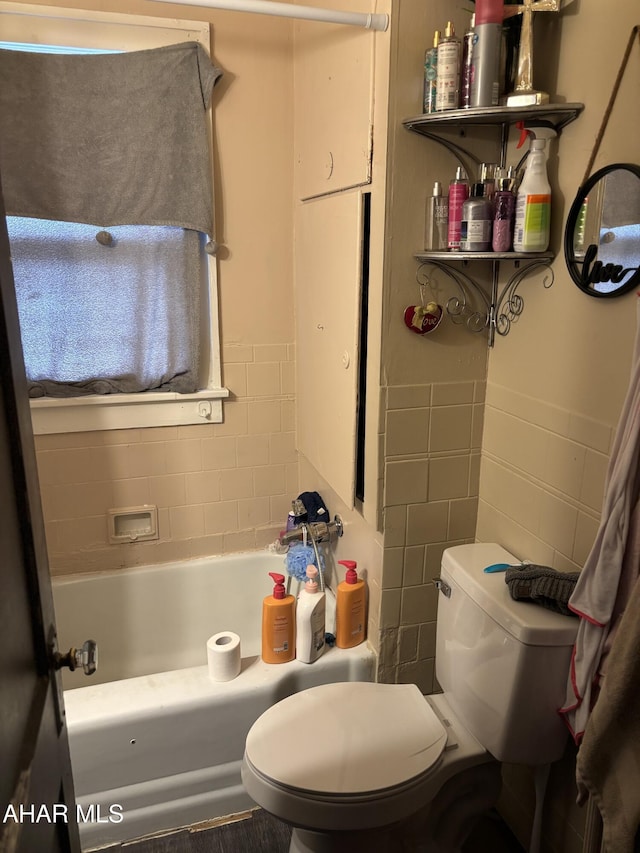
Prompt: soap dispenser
<box><xmin>296</xmin><ymin>565</ymin><xmax>326</xmax><ymax>664</ymax></box>
<box><xmin>261</xmin><ymin>572</ymin><xmax>295</xmax><ymax>664</ymax></box>
<box><xmin>335</xmin><ymin>560</ymin><xmax>366</xmax><ymax>649</ymax></box>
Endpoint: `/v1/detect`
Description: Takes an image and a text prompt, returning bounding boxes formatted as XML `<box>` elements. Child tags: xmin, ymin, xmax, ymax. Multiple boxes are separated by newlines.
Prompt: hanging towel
<box><xmin>504</xmin><ymin>564</ymin><xmax>580</xmax><ymax>616</ymax></box>
<box><xmin>297</xmin><ymin>491</ymin><xmax>330</xmax><ymax>524</ymax></box>
<box><xmin>576</xmin><ymin>569</ymin><xmax>640</xmax><ymax>853</ymax></box>
<box><xmin>0</xmin><ymin>43</ymin><xmax>222</xmax><ymax>240</ymax></box>
<box><xmin>559</xmin><ymin>295</ymin><xmax>640</xmax><ymax>743</ymax></box>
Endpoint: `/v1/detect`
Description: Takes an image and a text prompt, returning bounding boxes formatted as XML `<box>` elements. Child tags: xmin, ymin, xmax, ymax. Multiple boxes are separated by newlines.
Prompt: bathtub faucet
<box><xmin>278</xmin><ymin>515</ymin><xmax>343</xmax><ymax>549</ymax></box>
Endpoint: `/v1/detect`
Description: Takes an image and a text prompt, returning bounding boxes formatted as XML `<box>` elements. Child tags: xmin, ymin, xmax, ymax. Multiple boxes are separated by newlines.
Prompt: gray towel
<box><xmin>505</xmin><ymin>565</ymin><xmax>580</xmax><ymax>616</ymax></box>
<box><xmin>0</xmin><ymin>42</ymin><xmax>222</xmax><ymax>239</ymax></box>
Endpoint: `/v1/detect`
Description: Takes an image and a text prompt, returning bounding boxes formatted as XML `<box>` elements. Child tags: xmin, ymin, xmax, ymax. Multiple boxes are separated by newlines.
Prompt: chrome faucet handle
<box><xmin>278</xmin><ymin>514</ymin><xmax>344</xmax><ymax>547</ymax></box>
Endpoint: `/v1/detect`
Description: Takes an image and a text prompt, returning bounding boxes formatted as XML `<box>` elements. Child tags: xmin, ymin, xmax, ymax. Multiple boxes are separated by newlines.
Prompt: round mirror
<box><xmin>564</xmin><ymin>163</ymin><xmax>640</xmax><ymax>298</ymax></box>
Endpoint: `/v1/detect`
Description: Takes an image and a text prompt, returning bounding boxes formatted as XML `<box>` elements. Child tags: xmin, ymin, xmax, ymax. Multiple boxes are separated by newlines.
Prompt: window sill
<box><xmin>30</xmin><ymin>388</ymin><xmax>230</xmax><ymax>435</ymax></box>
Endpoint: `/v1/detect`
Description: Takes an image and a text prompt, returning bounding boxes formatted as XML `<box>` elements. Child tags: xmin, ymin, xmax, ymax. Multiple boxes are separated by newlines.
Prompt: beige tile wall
<box><xmin>37</xmin><ymin>343</ymin><xmax>297</xmax><ymax>575</ymax></box>
<box><xmin>477</xmin><ymin>382</ymin><xmax>612</xmax><ymax>570</ymax></box>
<box><xmin>476</xmin><ymin>381</ymin><xmax>614</xmax><ymax>852</ymax></box>
<box><xmin>377</xmin><ymin>378</ymin><xmax>486</xmax><ymax>689</ymax></box>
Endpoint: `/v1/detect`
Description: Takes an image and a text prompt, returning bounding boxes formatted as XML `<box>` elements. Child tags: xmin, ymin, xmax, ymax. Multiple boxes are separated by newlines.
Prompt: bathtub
<box><xmin>52</xmin><ymin>551</ymin><xmax>376</xmax><ymax>850</ymax></box>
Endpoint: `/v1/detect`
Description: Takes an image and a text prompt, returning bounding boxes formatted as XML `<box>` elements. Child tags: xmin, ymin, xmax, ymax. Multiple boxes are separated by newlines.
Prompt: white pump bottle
<box><xmin>295</xmin><ymin>565</ymin><xmax>325</xmax><ymax>664</ymax></box>
<box><xmin>513</xmin><ymin>128</ymin><xmax>556</xmax><ymax>253</ymax></box>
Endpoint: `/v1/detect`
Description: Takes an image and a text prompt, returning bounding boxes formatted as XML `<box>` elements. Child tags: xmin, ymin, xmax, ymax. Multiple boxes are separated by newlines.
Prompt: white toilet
<box><xmin>241</xmin><ymin>543</ymin><xmax>578</xmax><ymax>853</ymax></box>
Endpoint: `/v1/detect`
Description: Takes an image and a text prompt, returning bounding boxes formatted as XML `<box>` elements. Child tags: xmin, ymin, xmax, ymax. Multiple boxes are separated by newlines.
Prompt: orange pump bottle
<box><xmin>335</xmin><ymin>560</ymin><xmax>366</xmax><ymax>649</ymax></box>
<box><xmin>261</xmin><ymin>572</ymin><xmax>296</xmax><ymax>664</ymax></box>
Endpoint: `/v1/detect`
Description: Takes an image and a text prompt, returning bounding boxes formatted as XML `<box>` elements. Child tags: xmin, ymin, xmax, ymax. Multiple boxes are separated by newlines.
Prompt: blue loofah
<box><xmin>285</xmin><ymin>543</ymin><xmax>324</xmax><ymax>581</ymax></box>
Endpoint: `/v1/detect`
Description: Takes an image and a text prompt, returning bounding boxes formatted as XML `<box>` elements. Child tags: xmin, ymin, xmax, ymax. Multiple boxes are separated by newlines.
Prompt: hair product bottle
<box><xmin>513</xmin><ymin>135</ymin><xmax>553</xmax><ymax>252</ymax></box>
<box><xmin>447</xmin><ymin>167</ymin><xmax>470</xmax><ymax>250</ymax></box>
<box><xmin>436</xmin><ymin>21</ymin><xmax>461</xmax><ymax>111</ymax></box>
<box><xmin>425</xmin><ymin>181</ymin><xmax>449</xmax><ymax>250</ymax></box>
<box><xmin>470</xmin><ymin>0</ymin><xmax>503</xmax><ymax>107</ymax></box>
<box><xmin>335</xmin><ymin>560</ymin><xmax>366</xmax><ymax>649</ymax></box>
<box><xmin>261</xmin><ymin>572</ymin><xmax>295</xmax><ymax>664</ymax></box>
<box><xmin>461</xmin><ymin>14</ymin><xmax>476</xmax><ymax>109</ymax></box>
<box><xmin>423</xmin><ymin>30</ymin><xmax>440</xmax><ymax>114</ymax></box>
<box><xmin>492</xmin><ymin>167</ymin><xmax>517</xmax><ymax>252</ymax></box>
<box><xmin>460</xmin><ymin>183</ymin><xmax>493</xmax><ymax>251</ymax></box>
<box><xmin>296</xmin><ymin>565</ymin><xmax>326</xmax><ymax>664</ymax></box>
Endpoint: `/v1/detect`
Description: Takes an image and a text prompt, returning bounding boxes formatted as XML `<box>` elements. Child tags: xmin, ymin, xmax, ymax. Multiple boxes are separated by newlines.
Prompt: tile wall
<box><xmin>36</xmin><ymin>343</ymin><xmax>298</xmax><ymax>575</ymax></box>
<box><xmin>376</xmin><ymin>378</ymin><xmax>486</xmax><ymax>689</ymax></box>
<box><xmin>476</xmin><ymin>382</ymin><xmax>612</xmax><ymax>569</ymax></box>
<box><xmin>476</xmin><ymin>381</ymin><xmax>614</xmax><ymax>853</ymax></box>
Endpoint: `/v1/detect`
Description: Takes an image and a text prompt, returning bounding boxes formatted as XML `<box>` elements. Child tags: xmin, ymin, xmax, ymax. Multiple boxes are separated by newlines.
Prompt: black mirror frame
<box><xmin>564</xmin><ymin>162</ymin><xmax>640</xmax><ymax>298</ymax></box>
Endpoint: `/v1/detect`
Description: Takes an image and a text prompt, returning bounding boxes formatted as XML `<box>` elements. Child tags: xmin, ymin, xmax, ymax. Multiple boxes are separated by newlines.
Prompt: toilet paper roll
<box><xmin>207</xmin><ymin>631</ymin><xmax>242</xmax><ymax>682</ymax></box>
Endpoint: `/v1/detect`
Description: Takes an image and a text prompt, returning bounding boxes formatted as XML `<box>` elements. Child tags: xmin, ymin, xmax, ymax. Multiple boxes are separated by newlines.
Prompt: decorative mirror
<box><xmin>564</xmin><ymin>163</ymin><xmax>640</xmax><ymax>298</ymax></box>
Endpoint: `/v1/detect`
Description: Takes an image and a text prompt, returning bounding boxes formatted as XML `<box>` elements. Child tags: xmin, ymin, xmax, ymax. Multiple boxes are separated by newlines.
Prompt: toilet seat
<box><xmin>244</xmin><ymin>682</ymin><xmax>447</xmax><ymax>796</ymax></box>
<box><xmin>241</xmin><ymin>685</ymin><xmax>491</xmax><ymax>834</ymax></box>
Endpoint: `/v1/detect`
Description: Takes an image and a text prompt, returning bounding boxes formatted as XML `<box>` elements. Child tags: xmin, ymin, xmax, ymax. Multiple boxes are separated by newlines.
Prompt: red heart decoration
<box><xmin>403</xmin><ymin>303</ymin><xmax>443</xmax><ymax>335</ymax></box>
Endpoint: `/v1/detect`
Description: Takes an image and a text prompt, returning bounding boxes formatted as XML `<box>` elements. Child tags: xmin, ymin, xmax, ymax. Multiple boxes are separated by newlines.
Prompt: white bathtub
<box><xmin>52</xmin><ymin>551</ymin><xmax>376</xmax><ymax>850</ymax></box>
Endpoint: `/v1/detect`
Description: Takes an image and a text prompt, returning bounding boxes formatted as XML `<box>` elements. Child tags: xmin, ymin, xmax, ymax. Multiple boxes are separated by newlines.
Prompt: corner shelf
<box><xmin>405</xmin><ymin>104</ymin><xmax>584</xmax><ymax>345</ymax></box>
<box><xmin>415</xmin><ymin>251</ymin><xmax>554</xmax><ymax>345</ymax></box>
<box><xmin>403</xmin><ymin>103</ymin><xmax>584</xmax><ymax>135</ymax></box>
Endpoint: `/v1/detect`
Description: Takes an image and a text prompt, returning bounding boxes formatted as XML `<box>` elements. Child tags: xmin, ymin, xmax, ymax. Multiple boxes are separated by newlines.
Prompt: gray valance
<box><xmin>0</xmin><ymin>42</ymin><xmax>222</xmax><ymax>241</ymax></box>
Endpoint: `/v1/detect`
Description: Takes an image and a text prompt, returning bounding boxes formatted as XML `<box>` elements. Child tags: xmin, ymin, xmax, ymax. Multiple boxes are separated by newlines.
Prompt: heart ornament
<box><xmin>403</xmin><ymin>301</ymin><xmax>443</xmax><ymax>335</ymax></box>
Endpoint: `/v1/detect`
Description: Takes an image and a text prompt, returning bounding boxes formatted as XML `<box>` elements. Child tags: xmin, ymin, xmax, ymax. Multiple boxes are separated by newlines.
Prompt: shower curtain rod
<box><xmin>149</xmin><ymin>0</ymin><xmax>389</xmax><ymax>31</ymax></box>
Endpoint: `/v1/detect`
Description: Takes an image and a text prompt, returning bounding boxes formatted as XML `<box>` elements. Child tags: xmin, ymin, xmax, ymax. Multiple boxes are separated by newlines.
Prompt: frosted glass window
<box><xmin>7</xmin><ymin>218</ymin><xmax>204</xmax><ymax>397</ymax></box>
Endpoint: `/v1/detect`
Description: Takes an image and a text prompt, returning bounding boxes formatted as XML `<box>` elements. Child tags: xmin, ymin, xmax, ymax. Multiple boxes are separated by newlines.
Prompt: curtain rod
<box><xmin>148</xmin><ymin>0</ymin><xmax>389</xmax><ymax>31</ymax></box>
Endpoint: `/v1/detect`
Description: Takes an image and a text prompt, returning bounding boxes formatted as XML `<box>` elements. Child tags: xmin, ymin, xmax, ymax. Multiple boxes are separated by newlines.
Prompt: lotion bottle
<box><xmin>262</xmin><ymin>572</ymin><xmax>295</xmax><ymax>664</ymax></box>
<box><xmin>296</xmin><ymin>565</ymin><xmax>326</xmax><ymax>664</ymax></box>
<box><xmin>335</xmin><ymin>560</ymin><xmax>366</xmax><ymax>649</ymax></box>
<box><xmin>447</xmin><ymin>167</ymin><xmax>470</xmax><ymax>250</ymax></box>
<box><xmin>492</xmin><ymin>168</ymin><xmax>516</xmax><ymax>252</ymax></box>
<box><xmin>460</xmin><ymin>183</ymin><xmax>492</xmax><ymax>251</ymax></box>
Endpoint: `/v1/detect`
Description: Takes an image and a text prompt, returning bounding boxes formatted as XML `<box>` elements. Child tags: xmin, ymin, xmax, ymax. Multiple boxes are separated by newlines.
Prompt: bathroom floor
<box><xmin>95</xmin><ymin>807</ymin><xmax>525</xmax><ymax>852</ymax></box>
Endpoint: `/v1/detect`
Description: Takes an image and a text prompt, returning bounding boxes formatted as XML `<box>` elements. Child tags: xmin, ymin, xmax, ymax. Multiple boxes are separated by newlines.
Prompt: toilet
<box><xmin>241</xmin><ymin>543</ymin><xmax>578</xmax><ymax>853</ymax></box>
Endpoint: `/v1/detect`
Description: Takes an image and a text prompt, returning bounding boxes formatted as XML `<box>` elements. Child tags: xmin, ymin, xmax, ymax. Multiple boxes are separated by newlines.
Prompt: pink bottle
<box><xmin>447</xmin><ymin>167</ymin><xmax>470</xmax><ymax>251</ymax></box>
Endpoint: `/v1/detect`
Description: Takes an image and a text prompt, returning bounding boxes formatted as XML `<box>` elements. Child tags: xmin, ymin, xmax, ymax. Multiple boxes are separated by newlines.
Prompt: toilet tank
<box><xmin>435</xmin><ymin>543</ymin><xmax>578</xmax><ymax>765</ymax></box>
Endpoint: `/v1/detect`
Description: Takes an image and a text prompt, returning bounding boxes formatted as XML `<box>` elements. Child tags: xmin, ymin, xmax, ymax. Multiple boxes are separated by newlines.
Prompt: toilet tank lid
<box><xmin>441</xmin><ymin>544</ymin><xmax>579</xmax><ymax>646</ymax></box>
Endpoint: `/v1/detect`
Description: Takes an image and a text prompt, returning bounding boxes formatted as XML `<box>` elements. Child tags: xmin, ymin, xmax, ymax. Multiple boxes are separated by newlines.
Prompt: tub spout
<box><xmin>278</xmin><ymin>515</ymin><xmax>343</xmax><ymax>548</ymax></box>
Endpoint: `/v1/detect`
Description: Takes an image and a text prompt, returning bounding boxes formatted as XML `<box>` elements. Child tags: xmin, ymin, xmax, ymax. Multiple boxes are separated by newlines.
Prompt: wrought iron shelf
<box><xmin>415</xmin><ymin>251</ymin><xmax>554</xmax><ymax>262</ymax></box>
<box><xmin>415</xmin><ymin>252</ymin><xmax>555</xmax><ymax>346</ymax></box>
<box><xmin>403</xmin><ymin>103</ymin><xmax>584</xmax><ymax>136</ymax></box>
<box><xmin>405</xmin><ymin>104</ymin><xmax>583</xmax><ymax>345</ymax></box>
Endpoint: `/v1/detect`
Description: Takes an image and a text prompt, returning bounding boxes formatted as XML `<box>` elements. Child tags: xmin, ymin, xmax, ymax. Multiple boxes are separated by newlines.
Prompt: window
<box><xmin>0</xmin><ymin>2</ymin><xmax>227</xmax><ymax>433</ymax></box>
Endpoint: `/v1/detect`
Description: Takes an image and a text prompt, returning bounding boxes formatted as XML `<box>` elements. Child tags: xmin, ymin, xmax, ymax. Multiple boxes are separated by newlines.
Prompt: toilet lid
<box><xmin>245</xmin><ymin>681</ymin><xmax>447</xmax><ymax>795</ymax></box>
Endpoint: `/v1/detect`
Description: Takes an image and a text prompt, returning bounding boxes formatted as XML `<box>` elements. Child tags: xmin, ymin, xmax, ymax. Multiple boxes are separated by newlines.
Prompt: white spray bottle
<box><xmin>513</xmin><ymin>124</ymin><xmax>557</xmax><ymax>253</ymax></box>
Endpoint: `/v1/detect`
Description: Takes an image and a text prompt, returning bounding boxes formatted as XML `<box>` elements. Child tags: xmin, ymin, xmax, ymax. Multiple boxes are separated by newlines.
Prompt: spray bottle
<box><xmin>513</xmin><ymin>124</ymin><xmax>557</xmax><ymax>253</ymax></box>
<box><xmin>423</xmin><ymin>30</ymin><xmax>440</xmax><ymax>114</ymax></box>
<box><xmin>436</xmin><ymin>22</ymin><xmax>462</xmax><ymax>111</ymax></box>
